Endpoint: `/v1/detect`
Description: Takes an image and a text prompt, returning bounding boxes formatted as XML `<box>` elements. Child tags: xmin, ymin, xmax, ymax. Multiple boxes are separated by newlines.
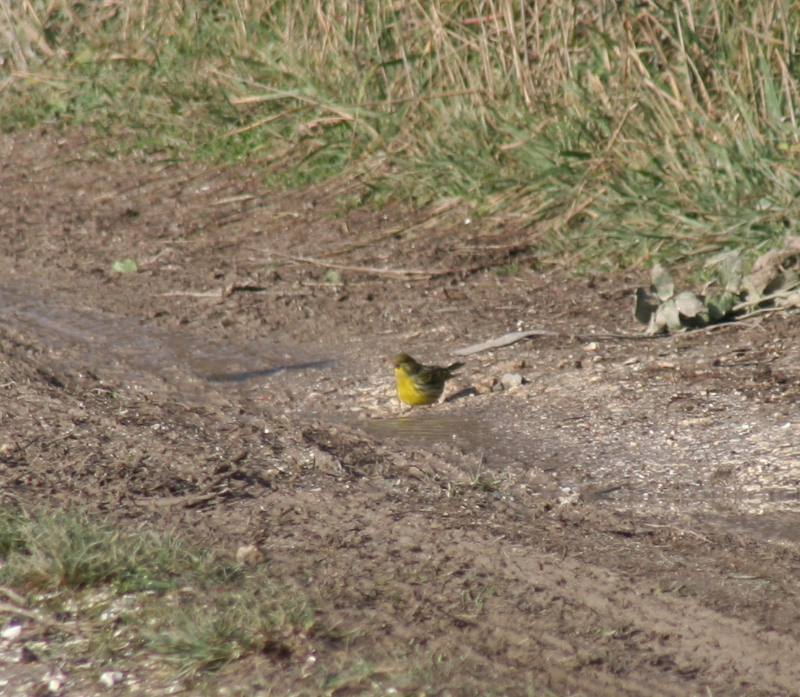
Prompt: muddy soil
<box><xmin>1</xmin><ymin>127</ymin><xmax>800</xmax><ymax>696</ymax></box>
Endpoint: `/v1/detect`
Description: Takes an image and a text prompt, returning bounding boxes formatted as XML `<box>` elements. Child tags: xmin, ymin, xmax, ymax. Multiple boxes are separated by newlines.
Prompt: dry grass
<box><xmin>2</xmin><ymin>0</ymin><xmax>800</xmax><ymax>267</ymax></box>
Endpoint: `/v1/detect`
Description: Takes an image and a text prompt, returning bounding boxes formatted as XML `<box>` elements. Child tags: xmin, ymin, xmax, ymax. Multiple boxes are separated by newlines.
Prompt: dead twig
<box><xmin>454</xmin><ymin>328</ymin><xmax>665</xmax><ymax>356</ymax></box>
<box><xmin>0</xmin><ymin>585</ymin><xmax>27</xmax><ymax>606</ymax></box>
<box><xmin>0</xmin><ymin>602</ymin><xmax>82</xmax><ymax>633</ymax></box>
<box><xmin>268</xmin><ymin>253</ymin><xmax>437</xmax><ymax>279</ymax></box>
<box><xmin>454</xmin><ymin>330</ymin><xmax>559</xmax><ymax>355</ymax></box>
<box><xmin>133</xmin><ymin>490</ymin><xmax>226</xmax><ymax>508</ymax></box>
<box><xmin>318</xmin><ymin>223</ymin><xmax>414</xmax><ymax>258</ymax></box>
<box><xmin>156</xmin><ymin>290</ymin><xmax>224</xmax><ymax>299</ymax></box>
<box><xmin>641</xmin><ymin>523</ymin><xmax>712</xmax><ymax>543</ymax></box>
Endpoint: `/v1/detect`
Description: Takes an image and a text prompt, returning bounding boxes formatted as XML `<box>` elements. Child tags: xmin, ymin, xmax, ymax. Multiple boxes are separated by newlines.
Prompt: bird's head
<box><xmin>393</xmin><ymin>353</ymin><xmax>419</xmax><ymax>373</ymax></box>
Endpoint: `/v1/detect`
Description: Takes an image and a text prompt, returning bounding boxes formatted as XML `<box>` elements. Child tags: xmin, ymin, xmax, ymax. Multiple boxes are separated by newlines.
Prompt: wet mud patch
<box><xmin>1</xmin><ymin>127</ymin><xmax>800</xmax><ymax>695</ymax></box>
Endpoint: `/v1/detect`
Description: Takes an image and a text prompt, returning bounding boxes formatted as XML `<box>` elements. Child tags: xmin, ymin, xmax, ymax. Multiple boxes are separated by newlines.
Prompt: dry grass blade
<box><xmin>269</xmin><ymin>253</ymin><xmax>436</xmax><ymax>279</ymax></box>
<box><xmin>0</xmin><ymin>601</ymin><xmax>82</xmax><ymax>633</ymax></box>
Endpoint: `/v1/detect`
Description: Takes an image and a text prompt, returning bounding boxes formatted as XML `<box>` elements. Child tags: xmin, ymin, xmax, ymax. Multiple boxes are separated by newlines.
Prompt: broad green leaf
<box><xmin>645</xmin><ymin>310</ymin><xmax>667</xmax><ymax>335</ymax></box>
<box><xmin>718</xmin><ymin>251</ymin><xmax>743</xmax><ymax>293</ymax></box>
<box><xmin>706</xmin><ymin>290</ymin><xmax>737</xmax><ymax>321</ymax></box>
<box><xmin>650</xmin><ymin>263</ymin><xmax>674</xmax><ymax>302</ymax></box>
<box><xmin>647</xmin><ymin>298</ymin><xmax>681</xmax><ymax>334</ymax></box>
<box><xmin>748</xmin><ymin>248</ymin><xmax>790</xmax><ymax>294</ymax></box>
<box><xmin>740</xmin><ymin>276</ymin><xmax>762</xmax><ymax>304</ymax></box>
<box><xmin>674</xmin><ymin>290</ymin><xmax>706</xmax><ymax>318</ymax></box>
<box><xmin>111</xmin><ymin>258</ymin><xmax>138</xmax><ymax>273</ymax></box>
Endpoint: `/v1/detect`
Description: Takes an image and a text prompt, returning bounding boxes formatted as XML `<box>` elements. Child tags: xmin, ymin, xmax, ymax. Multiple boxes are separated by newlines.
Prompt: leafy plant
<box><xmin>635</xmin><ymin>240</ymin><xmax>800</xmax><ymax>334</ymax></box>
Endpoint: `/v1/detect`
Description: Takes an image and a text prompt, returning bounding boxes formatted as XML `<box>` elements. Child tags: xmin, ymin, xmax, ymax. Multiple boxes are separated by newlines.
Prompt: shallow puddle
<box><xmin>204</xmin><ymin>359</ymin><xmax>335</xmax><ymax>383</ymax></box>
<box><xmin>361</xmin><ymin>413</ymin><xmax>510</xmax><ymax>467</ymax></box>
<box><xmin>700</xmin><ymin>511</ymin><xmax>800</xmax><ymax>546</ymax></box>
<box><xmin>0</xmin><ymin>281</ymin><xmax>555</xmax><ymax>472</ymax></box>
<box><xmin>363</xmin><ymin>413</ymin><xmax>495</xmax><ymax>449</ymax></box>
<box><xmin>361</xmin><ymin>412</ymin><xmax>562</xmax><ymax>473</ymax></box>
<box><xmin>0</xmin><ymin>284</ymin><xmax>334</xmax><ymax>406</ymax></box>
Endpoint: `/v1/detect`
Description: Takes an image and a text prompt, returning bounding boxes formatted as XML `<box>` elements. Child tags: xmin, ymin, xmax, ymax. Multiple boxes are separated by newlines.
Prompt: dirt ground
<box><xmin>2</xmin><ymin>126</ymin><xmax>800</xmax><ymax>696</ymax></box>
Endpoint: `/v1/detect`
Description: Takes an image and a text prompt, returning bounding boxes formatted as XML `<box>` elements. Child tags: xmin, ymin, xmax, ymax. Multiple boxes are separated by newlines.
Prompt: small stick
<box><xmin>268</xmin><ymin>253</ymin><xmax>436</xmax><ymax>278</ymax></box>
<box><xmin>453</xmin><ymin>328</ymin><xmax>667</xmax><ymax>356</ymax></box>
<box><xmin>453</xmin><ymin>330</ymin><xmax>559</xmax><ymax>355</ymax></box>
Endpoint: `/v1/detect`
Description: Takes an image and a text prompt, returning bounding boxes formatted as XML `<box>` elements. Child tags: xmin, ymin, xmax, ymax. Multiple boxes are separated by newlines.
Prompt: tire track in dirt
<box><xmin>3</xmin><ymin>128</ymin><xmax>800</xmax><ymax>695</ymax></box>
<box><xmin>255</xmin><ymin>470</ymin><xmax>800</xmax><ymax>696</ymax></box>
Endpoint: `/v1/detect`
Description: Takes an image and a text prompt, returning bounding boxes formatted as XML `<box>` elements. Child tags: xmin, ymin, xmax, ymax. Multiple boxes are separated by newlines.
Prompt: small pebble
<box><xmin>1</xmin><ymin>625</ymin><xmax>22</xmax><ymax>641</ymax></box>
<box><xmin>236</xmin><ymin>544</ymin><xmax>266</xmax><ymax>566</ymax></box>
<box><xmin>475</xmin><ymin>378</ymin><xmax>498</xmax><ymax>394</ymax></box>
<box><xmin>99</xmin><ymin>671</ymin><xmax>124</xmax><ymax>688</ymax></box>
<box><xmin>500</xmin><ymin>372</ymin><xmax>523</xmax><ymax>389</ymax></box>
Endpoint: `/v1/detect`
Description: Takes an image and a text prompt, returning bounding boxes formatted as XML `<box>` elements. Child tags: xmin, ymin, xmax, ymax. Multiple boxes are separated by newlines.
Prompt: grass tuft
<box><xmin>0</xmin><ymin>508</ymin><xmax>211</xmax><ymax>592</ymax></box>
<box><xmin>143</xmin><ymin>586</ymin><xmax>316</xmax><ymax>676</ymax></box>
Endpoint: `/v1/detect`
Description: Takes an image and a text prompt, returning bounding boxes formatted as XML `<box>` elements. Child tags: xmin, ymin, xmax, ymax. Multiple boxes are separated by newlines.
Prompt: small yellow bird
<box><xmin>393</xmin><ymin>353</ymin><xmax>465</xmax><ymax>406</ymax></box>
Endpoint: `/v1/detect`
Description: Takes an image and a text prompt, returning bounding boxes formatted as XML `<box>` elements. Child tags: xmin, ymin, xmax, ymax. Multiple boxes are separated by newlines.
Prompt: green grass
<box><xmin>0</xmin><ymin>506</ymin><xmax>516</xmax><ymax>691</ymax></box>
<box><xmin>0</xmin><ymin>507</ymin><xmax>210</xmax><ymax>592</ymax></box>
<box><xmin>491</xmin><ymin>262</ymin><xmax>520</xmax><ymax>277</ymax></box>
<box><xmin>2</xmin><ymin>0</ymin><xmax>800</xmax><ymax>268</ymax></box>
<box><xmin>141</xmin><ymin>584</ymin><xmax>316</xmax><ymax>676</ymax></box>
<box><xmin>0</xmin><ymin>507</ymin><xmax>313</xmax><ymax>679</ymax></box>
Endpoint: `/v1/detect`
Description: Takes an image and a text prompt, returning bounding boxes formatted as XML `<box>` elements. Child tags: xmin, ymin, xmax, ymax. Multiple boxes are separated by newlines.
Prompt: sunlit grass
<box><xmin>0</xmin><ymin>508</ymin><xmax>209</xmax><ymax>593</ymax></box>
<box><xmin>0</xmin><ymin>507</ymin><xmax>315</xmax><ymax>678</ymax></box>
<box><xmin>0</xmin><ymin>507</ymin><xmax>492</xmax><ymax>689</ymax></box>
<box><xmin>2</xmin><ymin>1</ymin><xmax>800</xmax><ymax>268</ymax></box>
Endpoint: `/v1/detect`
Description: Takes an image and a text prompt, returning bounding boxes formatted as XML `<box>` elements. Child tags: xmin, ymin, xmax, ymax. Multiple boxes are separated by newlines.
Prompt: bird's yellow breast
<box><xmin>394</xmin><ymin>367</ymin><xmax>442</xmax><ymax>405</ymax></box>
